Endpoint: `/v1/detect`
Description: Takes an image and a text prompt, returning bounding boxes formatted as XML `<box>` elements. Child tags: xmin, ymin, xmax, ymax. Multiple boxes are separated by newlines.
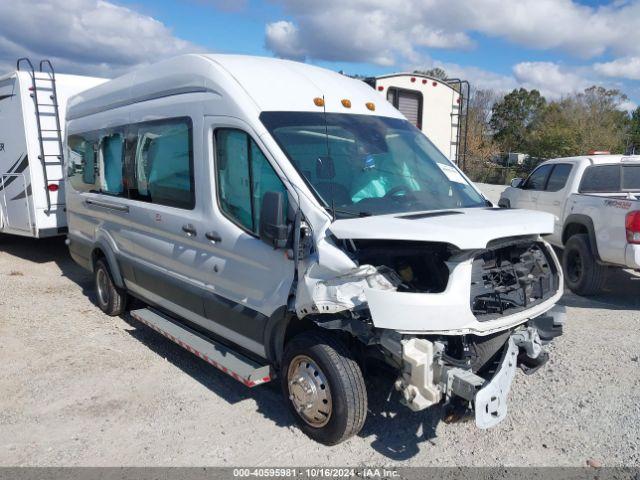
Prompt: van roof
<box><xmin>67</xmin><ymin>54</ymin><xmax>404</xmax><ymax>121</ymax></box>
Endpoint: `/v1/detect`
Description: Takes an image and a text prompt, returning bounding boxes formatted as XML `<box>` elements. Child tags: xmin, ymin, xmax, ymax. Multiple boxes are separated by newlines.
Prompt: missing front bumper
<box><xmin>473</xmin><ymin>337</ymin><xmax>518</xmax><ymax>428</ymax></box>
<box><xmin>393</xmin><ymin>308</ymin><xmax>565</xmax><ymax>427</ymax></box>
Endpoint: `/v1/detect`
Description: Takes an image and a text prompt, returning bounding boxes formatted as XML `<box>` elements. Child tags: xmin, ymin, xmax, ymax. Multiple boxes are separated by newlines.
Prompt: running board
<box><xmin>130</xmin><ymin>308</ymin><xmax>272</xmax><ymax>387</ymax></box>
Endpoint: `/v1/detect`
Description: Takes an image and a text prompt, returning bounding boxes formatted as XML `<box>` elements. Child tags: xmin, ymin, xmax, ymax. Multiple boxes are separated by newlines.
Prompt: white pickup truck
<box><xmin>499</xmin><ymin>154</ymin><xmax>640</xmax><ymax>295</ymax></box>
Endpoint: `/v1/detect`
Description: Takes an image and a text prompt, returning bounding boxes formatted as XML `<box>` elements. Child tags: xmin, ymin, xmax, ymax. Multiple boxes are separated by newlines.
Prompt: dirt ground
<box><xmin>1</xmin><ymin>184</ymin><xmax>639</xmax><ymax>466</ymax></box>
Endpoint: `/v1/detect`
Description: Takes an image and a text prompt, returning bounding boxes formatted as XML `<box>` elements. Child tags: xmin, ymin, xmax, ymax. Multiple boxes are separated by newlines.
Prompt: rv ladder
<box><xmin>17</xmin><ymin>58</ymin><xmax>65</xmax><ymax>214</ymax></box>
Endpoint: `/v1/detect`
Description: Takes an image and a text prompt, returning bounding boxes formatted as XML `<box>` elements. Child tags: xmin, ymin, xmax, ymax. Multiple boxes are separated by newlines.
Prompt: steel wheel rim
<box><xmin>287</xmin><ymin>354</ymin><xmax>332</xmax><ymax>427</ymax></box>
<box><xmin>96</xmin><ymin>268</ymin><xmax>110</xmax><ymax>306</ymax></box>
<box><xmin>567</xmin><ymin>250</ymin><xmax>583</xmax><ymax>283</ymax></box>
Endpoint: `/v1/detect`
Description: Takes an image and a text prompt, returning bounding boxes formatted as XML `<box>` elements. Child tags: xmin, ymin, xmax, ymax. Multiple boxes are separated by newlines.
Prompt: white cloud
<box><xmin>265</xmin><ymin>0</ymin><xmax>640</xmax><ymax>65</ymax></box>
<box><xmin>594</xmin><ymin>57</ymin><xmax>640</xmax><ymax>80</ymax></box>
<box><xmin>512</xmin><ymin>62</ymin><xmax>591</xmax><ymax>99</ymax></box>
<box><xmin>0</xmin><ymin>0</ymin><xmax>202</xmax><ymax>77</ymax></box>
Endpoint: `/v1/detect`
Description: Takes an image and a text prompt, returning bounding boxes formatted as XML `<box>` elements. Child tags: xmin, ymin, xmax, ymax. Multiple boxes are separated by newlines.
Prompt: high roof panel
<box><xmin>67</xmin><ymin>54</ymin><xmax>403</xmax><ymax>120</ymax></box>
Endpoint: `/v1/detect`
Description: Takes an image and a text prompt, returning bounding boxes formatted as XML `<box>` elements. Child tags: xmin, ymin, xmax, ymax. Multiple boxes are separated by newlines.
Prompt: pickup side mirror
<box><xmin>259</xmin><ymin>191</ymin><xmax>288</xmax><ymax>249</ymax></box>
<box><xmin>510</xmin><ymin>177</ymin><xmax>524</xmax><ymax>188</ymax></box>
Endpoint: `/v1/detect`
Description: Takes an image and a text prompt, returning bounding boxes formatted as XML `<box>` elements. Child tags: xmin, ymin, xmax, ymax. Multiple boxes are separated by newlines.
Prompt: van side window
<box><xmin>67</xmin><ymin>135</ymin><xmax>98</xmax><ymax>193</ymax></box>
<box><xmin>100</xmin><ymin>134</ymin><xmax>124</xmax><ymax>195</ymax></box>
<box><xmin>130</xmin><ymin>119</ymin><xmax>194</xmax><ymax>209</ymax></box>
<box><xmin>215</xmin><ymin>129</ymin><xmax>288</xmax><ymax>234</ymax></box>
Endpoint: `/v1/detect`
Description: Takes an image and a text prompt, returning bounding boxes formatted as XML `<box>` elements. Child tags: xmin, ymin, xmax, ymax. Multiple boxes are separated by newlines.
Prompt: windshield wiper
<box><xmin>332</xmin><ymin>208</ymin><xmax>372</xmax><ymax>218</ymax></box>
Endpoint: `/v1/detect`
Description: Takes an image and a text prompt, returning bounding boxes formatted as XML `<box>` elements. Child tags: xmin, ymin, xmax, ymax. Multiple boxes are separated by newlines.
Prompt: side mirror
<box><xmin>510</xmin><ymin>177</ymin><xmax>524</xmax><ymax>188</ymax></box>
<box><xmin>259</xmin><ymin>191</ymin><xmax>288</xmax><ymax>249</ymax></box>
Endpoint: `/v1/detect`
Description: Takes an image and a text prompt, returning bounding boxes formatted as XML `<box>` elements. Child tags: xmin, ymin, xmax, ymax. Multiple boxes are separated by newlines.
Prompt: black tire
<box><xmin>281</xmin><ymin>330</ymin><xmax>367</xmax><ymax>445</ymax></box>
<box><xmin>562</xmin><ymin>234</ymin><xmax>607</xmax><ymax>296</ymax></box>
<box><xmin>94</xmin><ymin>258</ymin><xmax>127</xmax><ymax>316</ymax></box>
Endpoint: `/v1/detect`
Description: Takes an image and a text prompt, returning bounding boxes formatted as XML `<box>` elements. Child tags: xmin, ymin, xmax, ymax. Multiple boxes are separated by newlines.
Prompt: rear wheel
<box><xmin>281</xmin><ymin>331</ymin><xmax>367</xmax><ymax>445</ymax></box>
<box><xmin>94</xmin><ymin>258</ymin><xmax>127</xmax><ymax>316</ymax></box>
<box><xmin>562</xmin><ymin>234</ymin><xmax>606</xmax><ymax>296</ymax></box>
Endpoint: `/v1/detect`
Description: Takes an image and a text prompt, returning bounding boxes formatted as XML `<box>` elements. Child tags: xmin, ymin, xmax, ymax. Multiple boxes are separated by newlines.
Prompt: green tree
<box><xmin>490</xmin><ymin>88</ymin><xmax>547</xmax><ymax>153</ymax></box>
<box><xmin>528</xmin><ymin>86</ymin><xmax>628</xmax><ymax>158</ymax></box>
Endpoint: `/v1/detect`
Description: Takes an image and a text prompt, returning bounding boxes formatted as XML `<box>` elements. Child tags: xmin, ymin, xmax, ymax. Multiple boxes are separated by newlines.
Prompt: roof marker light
<box><xmin>341</xmin><ymin>99</ymin><xmax>351</xmax><ymax>108</ymax></box>
<box><xmin>588</xmin><ymin>150</ymin><xmax>610</xmax><ymax>155</ymax></box>
<box><xmin>410</xmin><ymin>77</ymin><xmax>416</xmax><ymax>82</ymax></box>
<box><xmin>432</xmin><ymin>81</ymin><xmax>438</xmax><ymax>87</ymax></box>
<box><xmin>422</xmin><ymin>79</ymin><xmax>427</xmax><ymax>84</ymax></box>
<box><xmin>377</xmin><ymin>86</ymin><xmax>384</xmax><ymax>91</ymax></box>
<box><xmin>313</xmin><ymin>97</ymin><xmax>324</xmax><ymax>107</ymax></box>
<box><xmin>366</xmin><ymin>102</ymin><xmax>376</xmax><ymax>111</ymax></box>
<box><xmin>47</xmin><ymin>184</ymin><xmax>59</xmax><ymax>192</ymax></box>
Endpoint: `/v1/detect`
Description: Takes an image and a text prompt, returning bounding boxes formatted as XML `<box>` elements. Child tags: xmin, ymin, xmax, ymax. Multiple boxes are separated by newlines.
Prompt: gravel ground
<box><xmin>1</xmin><ymin>183</ymin><xmax>639</xmax><ymax>467</ymax></box>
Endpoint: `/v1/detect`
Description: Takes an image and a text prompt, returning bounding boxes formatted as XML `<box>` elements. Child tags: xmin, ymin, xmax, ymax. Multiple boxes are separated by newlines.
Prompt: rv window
<box><xmin>100</xmin><ymin>134</ymin><xmax>124</xmax><ymax>195</ymax></box>
<box><xmin>387</xmin><ymin>88</ymin><xmax>422</xmax><ymax>129</ymax></box>
<box><xmin>215</xmin><ymin>129</ymin><xmax>287</xmax><ymax>235</ymax></box>
<box><xmin>130</xmin><ymin>119</ymin><xmax>194</xmax><ymax>209</ymax></box>
<box><xmin>67</xmin><ymin>135</ymin><xmax>98</xmax><ymax>193</ymax></box>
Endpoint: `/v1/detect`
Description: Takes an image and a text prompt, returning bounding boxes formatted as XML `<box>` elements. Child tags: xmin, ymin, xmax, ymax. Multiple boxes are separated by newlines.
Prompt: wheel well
<box><xmin>562</xmin><ymin>223</ymin><xmax>588</xmax><ymax>244</ymax></box>
<box><xmin>91</xmin><ymin>248</ymin><xmax>106</xmax><ymax>270</ymax></box>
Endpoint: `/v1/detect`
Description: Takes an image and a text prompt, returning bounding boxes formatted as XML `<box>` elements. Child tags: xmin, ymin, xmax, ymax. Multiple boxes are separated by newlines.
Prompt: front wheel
<box><xmin>281</xmin><ymin>331</ymin><xmax>367</xmax><ymax>445</ymax></box>
<box><xmin>562</xmin><ymin>234</ymin><xmax>607</xmax><ymax>296</ymax></box>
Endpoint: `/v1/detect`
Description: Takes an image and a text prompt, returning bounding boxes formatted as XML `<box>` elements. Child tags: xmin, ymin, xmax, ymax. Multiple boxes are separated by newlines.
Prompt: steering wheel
<box><xmin>384</xmin><ymin>185</ymin><xmax>411</xmax><ymax>198</ymax></box>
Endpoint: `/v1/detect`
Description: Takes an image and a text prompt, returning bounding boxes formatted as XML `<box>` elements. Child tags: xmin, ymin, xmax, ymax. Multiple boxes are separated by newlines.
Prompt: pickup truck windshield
<box><xmin>260</xmin><ymin>112</ymin><xmax>485</xmax><ymax>217</ymax></box>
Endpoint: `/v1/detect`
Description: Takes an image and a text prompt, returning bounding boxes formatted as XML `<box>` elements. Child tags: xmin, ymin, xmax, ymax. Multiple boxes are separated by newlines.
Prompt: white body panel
<box><xmin>374</xmin><ymin>74</ymin><xmax>461</xmax><ymax>161</ymax></box>
<box><xmin>329</xmin><ymin>207</ymin><xmax>554</xmax><ymax>250</ymax></box>
<box><xmin>500</xmin><ymin>154</ymin><xmax>640</xmax><ymax>268</ymax></box>
<box><xmin>0</xmin><ymin>70</ymin><xmax>104</xmax><ymax>237</ymax></box>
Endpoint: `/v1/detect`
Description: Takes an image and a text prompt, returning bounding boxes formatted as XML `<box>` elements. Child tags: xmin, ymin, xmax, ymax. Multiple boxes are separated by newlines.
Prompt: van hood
<box><xmin>327</xmin><ymin>208</ymin><xmax>554</xmax><ymax>250</ymax></box>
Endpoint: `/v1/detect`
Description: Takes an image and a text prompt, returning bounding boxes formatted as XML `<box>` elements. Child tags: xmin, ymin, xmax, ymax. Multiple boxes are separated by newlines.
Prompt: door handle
<box><xmin>553</xmin><ymin>201</ymin><xmax>561</xmax><ymax>206</ymax></box>
<box><xmin>182</xmin><ymin>223</ymin><xmax>197</xmax><ymax>237</ymax></box>
<box><xmin>205</xmin><ymin>231</ymin><xmax>222</xmax><ymax>243</ymax></box>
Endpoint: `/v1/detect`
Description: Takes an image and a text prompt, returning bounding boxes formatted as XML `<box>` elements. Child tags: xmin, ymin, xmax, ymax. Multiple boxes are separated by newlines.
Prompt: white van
<box><xmin>0</xmin><ymin>58</ymin><xmax>104</xmax><ymax>237</ymax></box>
<box><xmin>65</xmin><ymin>54</ymin><xmax>564</xmax><ymax>445</ymax></box>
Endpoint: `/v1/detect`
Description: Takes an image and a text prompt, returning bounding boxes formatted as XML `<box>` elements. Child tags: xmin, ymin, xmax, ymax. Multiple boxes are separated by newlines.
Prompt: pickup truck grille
<box><xmin>470</xmin><ymin>238</ymin><xmax>559</xmax><ymax>322</ymax></box>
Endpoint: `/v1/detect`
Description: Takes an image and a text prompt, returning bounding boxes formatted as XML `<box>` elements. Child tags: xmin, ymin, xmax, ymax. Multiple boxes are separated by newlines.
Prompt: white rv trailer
<box><xmin>366</xmin><ymin>73</ymin><xmax>469</xmax><ymax>166</ymax></box>
<box><xmin>0</xmin><ymin>58</ymin><xmax>105</xmax><ymax>238</ymax></box>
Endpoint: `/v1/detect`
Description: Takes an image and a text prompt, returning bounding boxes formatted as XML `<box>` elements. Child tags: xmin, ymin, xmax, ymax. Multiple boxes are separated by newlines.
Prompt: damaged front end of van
<box><xmin>293</xmin><ymin>208</ymin><xmax>564</xmax><ymax>429</ymax></box>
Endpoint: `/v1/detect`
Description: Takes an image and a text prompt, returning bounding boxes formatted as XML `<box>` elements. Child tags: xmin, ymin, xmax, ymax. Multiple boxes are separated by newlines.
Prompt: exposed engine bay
<box><xmin>470</xmin><ymin>238</ymin><xmax>559</xmax><ymax>321</ymax></box>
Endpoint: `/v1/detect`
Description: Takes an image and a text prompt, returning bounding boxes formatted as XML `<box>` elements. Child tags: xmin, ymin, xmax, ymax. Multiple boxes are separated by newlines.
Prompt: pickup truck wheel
<box><xmin>94</xmin><ymin>258</ymin><xmax>127</xmax><ymax>316</ymax></box>
<box><xmin>563</xmin><ymin>234</ymin><xmax>606</xmax><ymax>296</ymax></box>
<box><xmin>281</xmin><ymin>331</ymin><xmax>367</xmax><ymax>445</ymax></box>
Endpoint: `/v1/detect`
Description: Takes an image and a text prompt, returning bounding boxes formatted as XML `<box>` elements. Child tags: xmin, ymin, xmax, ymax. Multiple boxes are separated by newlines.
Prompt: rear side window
<box><xmin>100</xmin><ymin>134</ymin><xmax>124</xmax><ymax>195</ymax></box>
<box><xmin>580</xmin><ymin>165</ymin><xmax>621</xmax><ymax>193</ymax></box>
<box><xmin>129</xmin><ymin>118</ymin><xmax>194</xmax><ymax>209</ymax></box>
<box><xmin>67</xmin><ymin>135</ymin><xmax>98</xmax><ymax>193</ymax></box>
<box><xmin>545</xmin><ymin>163</ymin><xmax>573</xmax><ymax>192</ymax></box>
<box><xmin>215</xmin><ymin>128</ymin><xmax>288</xmax><ymax>235</ymax></box>
<box><xmin>622</xmin><ymin>165</ymin><xmax>640</xmax><ymax>190</ymax></box>
<box><xmin>523</xmin><ymin>164</ymin><xmax>553</xmax><ymax>190</ymax></box>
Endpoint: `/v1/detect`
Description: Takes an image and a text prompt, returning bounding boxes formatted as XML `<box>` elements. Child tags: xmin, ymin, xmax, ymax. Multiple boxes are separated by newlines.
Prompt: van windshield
<box><xmin>260</xmin><ymin>112</ymin><xmax>485</xmax><ymax>217</ymax></box>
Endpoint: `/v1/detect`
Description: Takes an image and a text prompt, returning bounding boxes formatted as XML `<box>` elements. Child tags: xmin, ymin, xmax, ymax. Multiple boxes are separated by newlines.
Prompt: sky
<box><xmin>1</xmin><ymin>0</ymin><xmax>639</xmax><ymax>109</ymax></box>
